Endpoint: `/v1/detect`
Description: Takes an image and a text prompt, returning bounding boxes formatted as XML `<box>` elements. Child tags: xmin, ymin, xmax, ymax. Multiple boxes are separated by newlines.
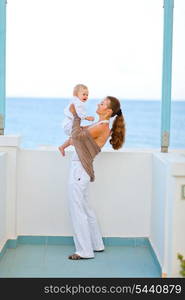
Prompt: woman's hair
<box><xmin>73</xmin><ymin>84</ymin><xmax>88</xmax><ymax>96</ymax></box>
<box><xmin>107</xmin><ymin>96</ymin><xmax>126</xmax><ymax>150</ymax></box>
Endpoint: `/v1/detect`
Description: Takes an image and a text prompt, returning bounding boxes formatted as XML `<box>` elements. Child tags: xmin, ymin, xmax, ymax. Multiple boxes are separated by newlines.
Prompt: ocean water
<box><xmin>4</xmin><ymin>97</ymin><xmax>185</xmax><ymax>149</ymax></box>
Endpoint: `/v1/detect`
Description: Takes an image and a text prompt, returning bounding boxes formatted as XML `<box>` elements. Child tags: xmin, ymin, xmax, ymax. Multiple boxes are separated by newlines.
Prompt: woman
<box><xmin>67</xmin><ymin>96</ymin><xmax>126</xmax><ymax>260</ymax></box>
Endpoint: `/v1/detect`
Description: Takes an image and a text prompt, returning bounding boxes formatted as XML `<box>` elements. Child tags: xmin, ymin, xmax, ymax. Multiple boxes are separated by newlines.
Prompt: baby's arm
<box><xmin>85</xmin><ymin>116</ymin><xmax>94</xmax><ymax>121</ymax></box>
<box><xmin>75</xmin><ymin>102</ymin><xmax>94</xmax><ymax>121</ymax></box>
<box><xmin>80</xmin><ymin>125</ymin><xmax>90</xmax><ymax>129</ymax></box>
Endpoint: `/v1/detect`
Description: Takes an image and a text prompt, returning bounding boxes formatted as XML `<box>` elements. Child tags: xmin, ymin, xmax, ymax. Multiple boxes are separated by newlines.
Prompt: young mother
<box><xmin>68</xmin><ymin>96</ymin><xmax>126</xmax><ymax>260</ymax></box>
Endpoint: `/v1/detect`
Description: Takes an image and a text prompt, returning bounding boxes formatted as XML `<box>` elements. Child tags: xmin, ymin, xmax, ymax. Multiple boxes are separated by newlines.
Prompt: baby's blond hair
<box><xmin>73</xmin><ymin>84</ymin><xmax>88</xmax><ymax>96</ymax></box>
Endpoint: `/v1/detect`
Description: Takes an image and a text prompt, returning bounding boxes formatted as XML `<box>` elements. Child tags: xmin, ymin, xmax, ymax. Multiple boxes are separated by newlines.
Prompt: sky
<box><xmin>6</xmin><ymin>0</ymin><xmax>185</xmax><ymax>100</ymax></box>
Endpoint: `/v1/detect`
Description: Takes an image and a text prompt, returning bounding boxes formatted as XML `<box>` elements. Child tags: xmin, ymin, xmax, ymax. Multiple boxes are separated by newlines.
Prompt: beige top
<box><xmin>71</xmin><ymin>113</ymin><xmax>103</xmax><ymax>182</ymax></box>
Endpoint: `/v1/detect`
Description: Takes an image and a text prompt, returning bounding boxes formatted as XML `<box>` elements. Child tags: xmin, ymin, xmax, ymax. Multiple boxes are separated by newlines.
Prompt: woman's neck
<box><xmin>98</xmin><ymin>116</ymin><xmax>110</xmax><ymax>122</ymax></box>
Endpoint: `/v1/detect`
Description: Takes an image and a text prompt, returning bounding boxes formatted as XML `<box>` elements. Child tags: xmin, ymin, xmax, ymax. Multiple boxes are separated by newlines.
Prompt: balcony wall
<box><xmin>0</xmin><ymin>152</ymin><xmax>6</xmax><ymax>251</ymax></box>
<box><xmin>151</xmin><ymin>152</ymin><xmax>185</xmax><ymax>277</ymax></box>
<box><xmin>17</xmin><ymin>148</ymin><xmax>152</xmax><ymax>238</ymax></box>
<box><xmin>0</xmin><ymin>135</ymin><xmax>185</xmax><ymax>277</ymax></box>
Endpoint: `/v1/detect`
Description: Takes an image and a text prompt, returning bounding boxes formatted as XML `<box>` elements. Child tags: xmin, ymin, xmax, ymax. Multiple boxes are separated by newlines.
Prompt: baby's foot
<box><xmin>58</xmin><ymin>146</ymin><xmax>65</xmax><ymax>156</ymax></box>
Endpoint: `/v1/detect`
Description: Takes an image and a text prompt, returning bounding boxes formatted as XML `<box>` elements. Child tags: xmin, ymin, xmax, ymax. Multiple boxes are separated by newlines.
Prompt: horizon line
<box><xmin>6</xmin><ymin>96</ymin><xmax>185</xmax><ymax>102</ymax></box>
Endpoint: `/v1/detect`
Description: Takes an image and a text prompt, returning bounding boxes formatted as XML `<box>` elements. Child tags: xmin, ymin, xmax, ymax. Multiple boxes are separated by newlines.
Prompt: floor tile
<box><xmin>0</xmin><ymin>244</ymin><xmax>161</xmax><ymax>278</ymax></box>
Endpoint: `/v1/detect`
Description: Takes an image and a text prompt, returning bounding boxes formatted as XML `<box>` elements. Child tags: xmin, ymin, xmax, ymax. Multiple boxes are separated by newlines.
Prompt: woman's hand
<box><xmin>69</xmin><ymin>104</ymin><xmax>77</xmax><ymax>116</ymax></box>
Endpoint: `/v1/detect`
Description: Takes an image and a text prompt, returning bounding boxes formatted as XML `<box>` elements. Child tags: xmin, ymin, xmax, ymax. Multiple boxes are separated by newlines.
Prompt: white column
<box><xmin>0</xmin><ymin>135</ymin><xmax>21</xmax><ymax>240</ymax></box>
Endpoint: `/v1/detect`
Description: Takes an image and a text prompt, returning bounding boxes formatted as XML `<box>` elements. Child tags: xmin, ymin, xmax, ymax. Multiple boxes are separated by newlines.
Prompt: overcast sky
<box><xmin>6</xmin><ymin>0</ymin><xmax>185</xmax><ymax>100</ymax></box>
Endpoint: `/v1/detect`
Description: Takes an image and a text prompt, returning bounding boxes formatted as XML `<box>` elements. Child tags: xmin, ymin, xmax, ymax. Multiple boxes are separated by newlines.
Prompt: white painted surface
<box><xmin>0</xmin><ymin>153</ymin><xmax>7</xmax><ymax>251</ymax></box>
<box><xmin>171</xmin><ymin>177</ymin><xmax>185</xmax><ymax>277</ymax></box>
<box><xmin>0</xmin><ymin>135</ymin><xmax>185</xmax><ymax>277</ymax></box>
<box><xmin>17</xmin><ymin>149</ymin><xmax>152</xmax><ymax>237</ymax></box>
<box><xmin>89</xmin><ymin>151</ymin><xmax>152</xmax><ymax>237</ymax></box>
<box><xmin>151</xmin><ymin>152</ymin><xmax>185</xmax><ymax>277</ymax></box>
<box><xmin>0</xmin><ymin>135</ymin><xmax>21</xmax><ymax>147</ymax></box>
<box><xmin>17</xmin><ymin>149</ymin><xmax>71</xmax><ymax>236</ymax></box>
<box><xmin>150</xmin><ymin>154</ymin><xmax>167</xmax><ymax>268</ymax></box>
<box><xmin>0</xmin><ymin>136</ymin><xmax>21</xmax><ymax>241</ymax></box>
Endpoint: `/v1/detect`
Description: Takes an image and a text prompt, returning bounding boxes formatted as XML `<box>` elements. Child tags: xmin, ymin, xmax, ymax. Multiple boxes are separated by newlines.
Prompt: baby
<box><xmin>58</xmin><ymin>84</ymin><xmax>94</xmax><ymax>156</ymax></box>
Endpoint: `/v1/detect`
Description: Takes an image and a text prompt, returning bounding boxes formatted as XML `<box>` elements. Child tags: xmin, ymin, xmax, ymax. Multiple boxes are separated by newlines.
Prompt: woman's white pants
<box><xmin>68</xmin><ymin>152</ymin><xmax>104</xmax><ymax>258</ymax></box>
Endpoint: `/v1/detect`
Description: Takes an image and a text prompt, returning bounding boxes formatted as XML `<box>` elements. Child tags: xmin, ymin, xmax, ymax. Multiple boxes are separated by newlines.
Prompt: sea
<box><xmin>4</xmin><ymin>97</ymin><xmax>185</xmax><ymax>150</ymax></box>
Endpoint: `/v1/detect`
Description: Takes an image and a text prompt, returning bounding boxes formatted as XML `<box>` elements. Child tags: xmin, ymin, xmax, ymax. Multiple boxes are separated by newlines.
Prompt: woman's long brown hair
<box><xmin>107</xmin><ymin>96</ymin><xmax>126</xmax><ymax>150</ymax></box>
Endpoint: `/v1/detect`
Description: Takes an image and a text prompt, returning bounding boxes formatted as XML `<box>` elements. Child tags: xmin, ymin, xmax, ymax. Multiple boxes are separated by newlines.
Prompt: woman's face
<box><xmin>96</xmin><ymin>98</ymin><xmax>112</xmax><ymax>117</ymax></box>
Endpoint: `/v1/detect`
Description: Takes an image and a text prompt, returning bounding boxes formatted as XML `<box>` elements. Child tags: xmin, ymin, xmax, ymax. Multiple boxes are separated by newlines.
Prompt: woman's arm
<box><xmin>69</xmin><ymin>104</ymin><xmax>84</xmax><ymax>139</ymax></box>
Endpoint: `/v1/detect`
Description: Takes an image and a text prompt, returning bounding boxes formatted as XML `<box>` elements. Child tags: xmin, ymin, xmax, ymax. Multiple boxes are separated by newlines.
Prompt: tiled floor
<box><xmin>0</xmin><ymin>244</ymin><xmax>161</xmax><ymax>278</ymax></box>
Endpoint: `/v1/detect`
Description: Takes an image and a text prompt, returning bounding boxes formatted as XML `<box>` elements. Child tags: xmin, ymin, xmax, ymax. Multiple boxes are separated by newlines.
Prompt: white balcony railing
<box><xmin>0</xmin><ymin>135</ymin><xmax>185</xmax><ymax>277</ymax></box>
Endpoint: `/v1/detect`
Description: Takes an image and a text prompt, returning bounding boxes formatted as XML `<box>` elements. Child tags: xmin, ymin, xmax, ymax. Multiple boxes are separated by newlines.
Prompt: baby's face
<box><xmin>77</xmin><ymin>88</ymin><xmax>89</xmax><ymax>102</ymax></box>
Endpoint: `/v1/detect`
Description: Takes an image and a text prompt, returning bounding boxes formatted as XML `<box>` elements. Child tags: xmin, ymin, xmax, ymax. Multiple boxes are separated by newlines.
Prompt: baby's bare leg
<box><xmin>58</xmin><ymin>138</ymin><xmax>72</xmax><ymax>156</ymax></box>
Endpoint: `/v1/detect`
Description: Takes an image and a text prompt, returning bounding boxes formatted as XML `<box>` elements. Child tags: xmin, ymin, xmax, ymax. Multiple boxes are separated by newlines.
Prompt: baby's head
<box><xmin>73</xmin><ymin>84</ymin><xmax>89</xmax><ymax>102</ymax></box>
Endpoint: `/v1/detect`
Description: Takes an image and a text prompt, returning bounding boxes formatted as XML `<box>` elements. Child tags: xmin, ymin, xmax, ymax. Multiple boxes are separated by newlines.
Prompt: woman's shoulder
<box><xmin>90</xmin><ymin>121</ymin><xmax>109</xmax><ymax>130</ymax></box>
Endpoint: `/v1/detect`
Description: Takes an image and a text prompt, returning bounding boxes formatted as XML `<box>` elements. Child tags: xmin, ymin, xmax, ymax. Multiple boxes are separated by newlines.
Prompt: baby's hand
<box><xmin>86</xmin><ymin>116</ymin><xmax>95</xmax><ymax>121</ymax></box>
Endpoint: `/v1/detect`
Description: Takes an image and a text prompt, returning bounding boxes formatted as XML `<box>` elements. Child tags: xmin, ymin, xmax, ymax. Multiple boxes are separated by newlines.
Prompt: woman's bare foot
<box><xmin>68</xmin><ymin>254</ymin><xmax>82</xmax><ymax>260</ymax></box>
<box><xmin>68</xmin><ymin>254</ymin><xmax>93</xmax><ymax>260</ymax></box>
<box><xmin>58</xmin><ymin>146</ymin><xmax>65</xmax><ymax>156</ymax></box>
